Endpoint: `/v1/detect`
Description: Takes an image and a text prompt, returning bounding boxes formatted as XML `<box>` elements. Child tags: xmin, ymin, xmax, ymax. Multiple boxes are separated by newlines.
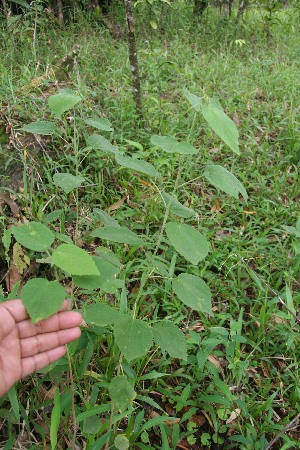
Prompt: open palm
<box><xmin>0</xmin><ymin>299</ymin><xmax>81</xmax><ymax>397</ymax></box>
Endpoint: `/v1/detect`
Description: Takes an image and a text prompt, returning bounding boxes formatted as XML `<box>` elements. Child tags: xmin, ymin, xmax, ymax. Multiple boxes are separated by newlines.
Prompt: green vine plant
<box><xmin>1</xmin><ymin>88</ymin><xmax>248</xmax><ymax>448</ymax></box>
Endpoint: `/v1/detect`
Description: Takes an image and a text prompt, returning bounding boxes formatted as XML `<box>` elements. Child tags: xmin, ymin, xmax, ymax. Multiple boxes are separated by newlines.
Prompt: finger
<box><xmin>20</xmin><ymin>327</ymin><xmax>81</xmax><ymax>358</ymax></box>
<box><xmin>17</xmin><ymin>311</ymin><xmax>82</xmax><ymax>339</ymax></box>
<box><xmin>2</xmin><ymin>299</ymin><xmax>69</xmax><ymax>324</ymax></box>
<box><xmin>21</xmin><ymin>346</ymin><xmax>67</xmax><ymax>378</ymax></box>
<box><xmin>1</xmin><ymin>299</ymin><xmax>29</xmax><ymax>323</ymax></box>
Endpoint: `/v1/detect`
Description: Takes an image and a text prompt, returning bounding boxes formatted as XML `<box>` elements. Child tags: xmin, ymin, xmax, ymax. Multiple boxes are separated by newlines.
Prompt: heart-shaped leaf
<box><xmin>19</xmin><ymin>121</ymin><xmax>56</xmax><ymax>135</ymax></box>
<box><xmin>53</xmin><ymin>173</ymin><xmax>85</xmax><ymax>194</ymax></box>
<box><xmin>172</xmin><ymin>273</ymin><xmax>212</xmax><ymax>314</ymax></box>
<box><xmin>52</xmin><ymin>244</ymin><xmax>99</xmax><ymax>275</ymax></box>
<box><xmin>204</xmin><ymin>165</ymin><xmax>248</xmax><ymax>200</ymax></box>
<box><xmin>115</xmin><ymin>154</ymin><xmax>159</xmax><ymax>178</ymax></box>
<box><xmin>151</xmin><ymin>135</ymin><xmax>198</xmax><ymax>155</ymax></box>
<box><xmin>109</xmin><ymin>376</ymin><xmax>136</xmax><ymax>412</ymax></box>
<box><xmin>114</xmin><ymin>316</ymin><xmax>153</xmax><ymax>361</ymax></box>
<box><xmin>84</xmin><ymin>303</ymin><xmax>120</xmax><ymax>327</ymax></box>
<box><xmin>21</xmin><ymin>278</ymin><xmax>65</xmax><ymax>323</ymax></box>
<box><xmin>161</xmin><ymin>193</ymin><xmax>195</xmax><ymax>218</ymax></box>
<box><xmin>92</xmin><ymin>226</ymin><xmax>144</xmax><ymax>246</ymax></box>
<box><xmin>165</xmin><ymin>222</ymin><xmax>210</xmax><ymax>265</ymax></box>
<box><xmin>12</xmin><ymin>222</ymin><xmax>55</xmax><ymax>252</ymax></box>
<box><xmin>84</xmin><ymin>117</ymin><xmax>113</xmax><ymax>131</ymax></box>
<box><xmin>86</xmin><ymin>134</ymin><xmax>119</xmax><ymax>154</ymax></box>
<box><xmin>73</xmin><ymin>257</ymin><xmax>123</xmax><ymax>293</ymax></box>
<box><xmin>184</xmin><ymin>91</ymin><xmax>240</xmax><ymax>155</ymax></box>
<box><xmin>48</xmin><ymin>92</ymin><xmax>82</xmax><ymax>117</ymax></box>
<box><xmin>153</xmin><ymin>322</ymin><xmax>187</xmax><ymax>360</ymax></box>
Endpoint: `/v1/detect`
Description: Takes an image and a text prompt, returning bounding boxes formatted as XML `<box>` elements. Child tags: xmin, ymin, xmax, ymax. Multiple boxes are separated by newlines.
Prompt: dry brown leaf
<box><xmin>226</xmin><ymin>408</ymin><xmax>241</xmax><ymax>424</ymax></box>
<box><xmin>108</xmin><ymin>195</ymin><xmax>127</xmax><ymax>212</ymax></box>
<box><xmin>211</xmin><ymin>199</ymin><xmax>221</xmax><ymax>213</ymax></box>
<box><xmin>207</xmin><ymin>354</ymin><xmax>222</xmax><ymax>370</ymax></box>
<box><xmin>233</xmin><ymin>112</ymin><xmax>240</xmax><ymax>127</ymax></box>
<box><xmin>190</xmin><ymin>414</ymin><xmax>206</xmax><ymax>427</ymax></box>
<box><xmin>5</xmin><ymin>264</ymin><xmax>22</xmax><ymax>292</ymax></box>
<box><xmin>0</xmin><ymin>193</ymin><xmax>20</xmax><ymax>217</ymax></box>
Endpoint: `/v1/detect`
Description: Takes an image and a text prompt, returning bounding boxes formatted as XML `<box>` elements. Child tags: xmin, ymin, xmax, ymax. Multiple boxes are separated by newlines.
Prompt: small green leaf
<box><xmin>52</xmin><ymin>244</ymin><xmax>99</xmax><ymax>275</ymax></box>
<box><xmin>93</xmin><ymin>208</ymin><xmax>120</xmax><ymax>228</ymax></box>
<box><xmin>84</xmin><ymin>303</ymin><xmax>120</xmax><ymax>327</ymax></box>
<box><xmin>114</xmin><ymin>435</ymin><xmax>130</xmax><ymax>450</ymax></box>
<box><xmin>151</xmin><ymin>135</ymin><xmax>198</xmax><ymax>155</ymax></box>
<box><xmin>48</xmin><ymin>92</ymin><xmax>82</xmax><ymax>117</ymax></box>
<box><xmin>115</xmin><ymin>154</ymin><xmax>160</xmax><ymax>177</ymax></box>
<box><xmin>92</xmin><ymin>226</ymin><xmax>144</xmax><ymax>245</ymax></box>
<box><xmin>172</xmin><ymin>273</ymin><xmax>212</xmax><ymax>314</ymax></box>
<box><xmin>153</xmin><ymin>322</ymin><xmax>187</xmax><ymax>360</ymax></box>
<box><xmin>114</xmin><ymin>316</ymin><xmax>153</xmax><ymax>361</ymax></box>
<box><xmin>83</xmin><ymin>415</ymin><xmax>102</xmax><ymax>434</ymax></box>
<box><xmin>21</xmin><ymin>278</ymin><xmax>65</xmax><ymax>323</ymax></box>
<box><xmin>204</xmin><ymin>165</ymin><xmax>248</xmax><ymax>200</ymax></box>
<box><xmin>74</xmin><ymin>258</ymin><xmax>123</xmax><ymax>293</ymax></box>
<box><xmin>86</xmin><ymin>134</ymin><xmax>119</xmax><ymax>154</ymax></box>
<box><xmin>53</xmin><ymin>173</ymin><xmax>85</xmax><ymax>194</ymax></box>
<box><xmin>12</xmin><ymin>222</ymin><xmax>55</xmax><ymax>252</ymax></box>
<box><xmin>166</xmin><ymin>222</ymin><xmax>210</xmax><ymax>265</ymax></box>
<box><xmin>109</xmin><ymin>376</ymin><xmax>136</xmax><ymax>412</ymax></box>
<box><xmin>161</xmin><ymin>193</ymin><xmax>195</xmax><ymax>218</ymax></box>
<box><xmin>19</xmin><ymin>121</ymin><xmax>56</xmax><ymax>135</ymax></box>
<box><xmin>84</xmin><ymin>117</ymin><xmax>113</xmax><ymax>131</ymax></box>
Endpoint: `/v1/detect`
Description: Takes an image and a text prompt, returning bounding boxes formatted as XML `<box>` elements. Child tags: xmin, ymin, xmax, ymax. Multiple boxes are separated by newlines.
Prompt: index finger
<box><xmin>1</xmin><ymin>299</ymin><xmax>69</xmax><ymax>323</ymax></box>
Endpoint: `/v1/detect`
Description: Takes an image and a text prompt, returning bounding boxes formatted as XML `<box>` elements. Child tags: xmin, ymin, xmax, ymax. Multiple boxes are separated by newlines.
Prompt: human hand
<box><xmin>0</xmin><ymin>299</ymin><xmax>82</xmax><ymax>397</ymax></box>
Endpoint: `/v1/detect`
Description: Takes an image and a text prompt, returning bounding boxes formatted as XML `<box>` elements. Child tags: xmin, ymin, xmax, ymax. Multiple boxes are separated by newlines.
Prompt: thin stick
<box><xmin>265</xmin><ymin>413</ymin><xmax>300</xmax><ymax>450</ymax></box>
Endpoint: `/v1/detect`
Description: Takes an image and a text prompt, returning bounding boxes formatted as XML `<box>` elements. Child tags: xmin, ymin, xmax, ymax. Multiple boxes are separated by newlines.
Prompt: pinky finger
<box><xmin>21</xmin><ymin>346</ymin><xmax>67</xmax><ymax>378</ymax></box>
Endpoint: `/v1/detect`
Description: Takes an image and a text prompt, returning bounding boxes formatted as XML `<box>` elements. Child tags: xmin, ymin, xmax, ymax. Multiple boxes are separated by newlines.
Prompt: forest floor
<box><xmin>0</xmin><ymin>4</ymin><xmax>300</xmax><ymax>449</ymax></box>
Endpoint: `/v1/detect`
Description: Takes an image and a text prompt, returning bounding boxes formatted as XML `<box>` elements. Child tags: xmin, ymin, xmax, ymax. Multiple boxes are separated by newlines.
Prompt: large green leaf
<box><xmin>84</xmin><ymin>117</ymin><xmax>113</xmax><ymax>131</ymax></box>
<box><xmin>52</xmin><ymin>244</ymin><xmax>99</xmax><ymax>275</ymax></box>
<box><xmin>172</xmin><ymin>273</ymin><xmax>212</xmax><ymax>314</ymax></box>
<box><xmin>92</xmin><ymin>226</ymin><xmax>144</xmax><ymax>246</ymax></box>
<box><xmin>48</xmin><ymin>92</ymin><xmax>82</xmax><ymax>118</ymax></box>
<box><xmin>202</xmin><ymin>99</ymin><xmax>239</xmax><ymax>155</ymax></box>
<box><xmin>165</xmin><ymin>222</ymin><xmax>210</xmax><ymax>265</ymax></box>
<box><xmin>115</xmin><ymin>154</ymin><xmax>159</xmax><ymax>178</ymax></box>
<box><xmin>153</xmin><ymin>322</ymin><xmax>187</xmax><ymax>360</ymax></box>
<box><xmin>161</xmin><ymin>193</ymin><xmax>195</xmax><ymax>218</ymax></box>
<box><xmin>19</xmin><ymin>121</ymin><xmax>56</xmax><ymax>135</ymax></box>
<box><xmin>109</xmin><ymin>376</ymin><xmax>136</xmax><ymax>412</ymax></box>
<box><xmin>184</xmin><ymin>90</ymin><xmax>239</xmax><ymax>155</ymax></box>
<box><xmin>53</xmin><ymin>173</ymin><xmax>85</xmax><ymax>194</ymax></box>
<box><xmin>73</xmin><ymin>257</ymin><xmax>123</xmax><ymax>293</ymax></box>
<box><xmin>204</xmin><ymin>165</ymin><xmax>248</xmax><ymax>200</ymax></box>
<box><xmin>84</xmin><ymin>303</ymin><xmax>120</xmax><ymax>327</ymax></box>
<box><xmin>12</xmin><ymin>222</ymin><xmax>55</xmax><ymax>252</ymax></box>
<box><xmin>86</xmin><ymin>134</ymin><xmax>119</xmax><ymax>154</ymax></box>
<box><xmin>151</xmin><ymin>135</ymin><xmax>198</xmax><ymax>155</ymax></box>
<box><xmin>114</xmin><ymin>316</ymin><xmax>153</xmax><ymax>361</ymax></box>
<box><xmin>21</xmin><ymin>278</ymin><xmax>65</xmax><ymax>323</ymax></box>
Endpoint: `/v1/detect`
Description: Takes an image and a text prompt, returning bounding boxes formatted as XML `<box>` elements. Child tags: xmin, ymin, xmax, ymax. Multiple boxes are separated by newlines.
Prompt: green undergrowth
<box><xmin>0</xmin><ymin>4</ymin><xmax>299</xmax><ymax>450</ymax></box>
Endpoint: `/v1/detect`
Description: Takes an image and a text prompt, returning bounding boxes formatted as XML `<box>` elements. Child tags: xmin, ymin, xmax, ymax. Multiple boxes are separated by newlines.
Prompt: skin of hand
<box><xmin>0</xmin><ymin>299</ymin><xmax>82</xmax><ymax>397</ymax></box>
